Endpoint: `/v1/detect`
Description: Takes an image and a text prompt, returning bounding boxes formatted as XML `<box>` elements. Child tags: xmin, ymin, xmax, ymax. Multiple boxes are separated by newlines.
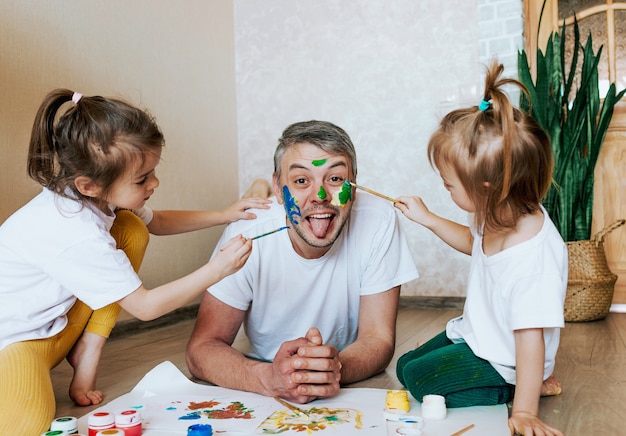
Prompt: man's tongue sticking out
<box><xmin>309</xmin><ymin>214</ymin><xmax>333</xmax><ymax>238</ymax></box>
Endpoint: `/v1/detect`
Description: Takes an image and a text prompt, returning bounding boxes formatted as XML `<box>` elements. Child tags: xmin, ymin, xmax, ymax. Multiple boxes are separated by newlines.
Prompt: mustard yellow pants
<box><xmin>0</xmin><ymin>210</ymin><xmax>149</xmax><ymax>435</ymax></box>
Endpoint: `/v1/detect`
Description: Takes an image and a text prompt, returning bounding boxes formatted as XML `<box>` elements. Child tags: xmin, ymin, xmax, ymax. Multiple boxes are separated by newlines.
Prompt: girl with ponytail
<box><xmin>395</xmin><ymin>61</ymin><xmax>566</xmax><ymax>436</ymax></box>
<box><xmin>0</xmin><ymin>89</ymin><xmax>268</xmax><ymax>434</ymax></box>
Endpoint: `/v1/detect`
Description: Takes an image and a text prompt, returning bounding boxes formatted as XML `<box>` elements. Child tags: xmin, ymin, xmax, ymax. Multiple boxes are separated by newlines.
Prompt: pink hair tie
<box><xmin>72</xmin><ymin>92</ymin><xmax>83</xmax><ymax>104</ymax></box>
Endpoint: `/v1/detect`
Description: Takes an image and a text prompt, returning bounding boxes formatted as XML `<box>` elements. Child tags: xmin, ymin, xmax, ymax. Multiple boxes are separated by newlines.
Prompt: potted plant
<box><xmin>518</xmin><ymin>15</ymin><xmax>626</xmax><ymax>321</ymax></box>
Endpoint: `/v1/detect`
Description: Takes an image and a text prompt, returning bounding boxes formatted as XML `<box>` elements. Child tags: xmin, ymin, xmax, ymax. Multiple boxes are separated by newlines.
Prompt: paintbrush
<box><xmin>273</xmin><ymin>396</ymin><xmax>308</xmax><ymax>416</ymax></box>
<box><xmin>251</xmin><ymin>226</ymin><xmax>290</xmax><ymax>240</ymax></box>
<box><xmin>450</xmin><ymin>423</ymin><xmax>475</xmax><ymax>436</ymax></box>
<box><xmin>348</xmin><ymin>181</ymin><xmax>397</xmax><ymax>203</ymax></box>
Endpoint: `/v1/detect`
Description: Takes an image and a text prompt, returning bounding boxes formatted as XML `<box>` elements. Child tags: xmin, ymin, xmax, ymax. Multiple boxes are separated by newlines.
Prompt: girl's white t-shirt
<box><xmin>446</xmin><ymin>207</ymin><xmax>568</xmax><ymax>384</ymax></box>
<box><xmin>0</xmin><ymin>188</ymin><xmax>149</xmax><ymax>350</ymax></box>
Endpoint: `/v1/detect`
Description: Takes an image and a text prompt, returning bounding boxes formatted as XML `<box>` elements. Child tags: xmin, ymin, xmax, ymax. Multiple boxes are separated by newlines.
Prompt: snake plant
<box><xmin>518</xmin><ymin>18</ymin><xmax>626</xmax><ymax>242</ymax></box>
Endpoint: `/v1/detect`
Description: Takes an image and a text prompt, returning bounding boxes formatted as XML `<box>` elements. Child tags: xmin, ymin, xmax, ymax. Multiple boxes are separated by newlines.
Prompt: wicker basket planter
<box><xmin>564</xmin><ymin>219</ymin><xmax>625</xmax><ymax>322</ymax></box>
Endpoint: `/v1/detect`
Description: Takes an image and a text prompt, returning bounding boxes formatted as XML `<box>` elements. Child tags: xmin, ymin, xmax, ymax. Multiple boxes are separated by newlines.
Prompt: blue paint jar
<box><xmin>187</xmin><ymin>423</ymin><xmax>213</xmax><ymax>436</ymax></box>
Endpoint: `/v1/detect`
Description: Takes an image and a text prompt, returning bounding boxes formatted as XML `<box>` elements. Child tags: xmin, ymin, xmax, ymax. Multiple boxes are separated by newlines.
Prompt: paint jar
<box><xmin>385</xmin><ymin>413</ymin><xmax>423</xmax><ymax>436</ymax></box>
<box><xmin>421</xmin><ymin>394</ymin><xmax>447</xmax><ymax>420</ymax></box>
<box><xmin>94</xmin><ymin>430</ymin><xmax>124</xmax><ymax>436</ymax></box>
<box><xmin>114</xmin><ymin>409</ymin><xmax>142</xmax><ymax>436</ymax></box>
<box><xmin>41</xmin><ymin>431</ymin><xmax>67</xmax><ymax>436</ymax></box>
<box><xmin>187</xmin><ymin>423</ymin><xmax>213</xmax><ymax>436</ymax></box>
<box><xmin>396</xmin><ymin>427</ymin><xmax>423</xmax><ymax>435</ymax></box>
<box><xmin>398</xmin><ymin>417</ymin><xmax>423</xmax><ymax>429</ymax></box>
<box><xmin>87</xmin><ymin>411</ymin><xmax>115</xmax><ymax>436</ymax></box>
<box><xmin>385</xmin><ymin>390</ymin><xmax>410</xmax><ymax>413</ymax></box>
<box><xmin>50</xmin><ymin>416</ymin><xmax>78</xmax><ymax>434</ymax></box>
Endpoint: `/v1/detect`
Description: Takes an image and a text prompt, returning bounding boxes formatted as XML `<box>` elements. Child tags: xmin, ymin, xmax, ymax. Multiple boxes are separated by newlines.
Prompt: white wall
<box><xmin>1</xmin><ymin>0</ymin><xmax>526</xmax><ymax>301</ymax></box>
<box><xmin>234</xmin><ymin>0</ymin><xmax>524</xmax><ymax>297</ymax></box>
<box><xmin>0</xmin><ymin>1</ymin><xmax>239</xmax><ymax>293</ymax></box>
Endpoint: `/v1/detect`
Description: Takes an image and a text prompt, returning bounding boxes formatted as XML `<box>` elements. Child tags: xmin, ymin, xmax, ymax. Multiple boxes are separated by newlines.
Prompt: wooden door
<box><xmin>524</xmin><ymin>0</ymin><xmax>626</xmax><ymax>305</ymax></box>
<box><xmin>592</xmin><ymin>103</ymin><xmax>626</xmax><ymax>303</ymax></box>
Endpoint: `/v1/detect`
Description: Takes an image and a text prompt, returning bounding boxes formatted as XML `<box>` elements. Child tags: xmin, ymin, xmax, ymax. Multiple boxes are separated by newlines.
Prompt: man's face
<box><xmin>272</xmin><ymin>142</ymin><xmax>354</xmax><ymax>259</ymax></box>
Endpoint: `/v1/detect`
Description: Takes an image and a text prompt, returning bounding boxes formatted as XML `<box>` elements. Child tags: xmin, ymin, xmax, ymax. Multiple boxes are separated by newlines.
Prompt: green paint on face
<box><xmin>317</xmin><ymin>185</ymin><xmax>327</xmax><ymax>200</ymax></box>
<box><xmin>311</xmin><ymin>159</ymin><xmax>327</xmax><ymax>167</ymax></box>
<box><xmin>338</xmin><ymin>180</ymin><xmax>352</xmax><ymax>205</ymax></box>
<box><xmin>330</xmin><ymin>180</ymin><xmax>353</xmax><ymax>207</ymax></box>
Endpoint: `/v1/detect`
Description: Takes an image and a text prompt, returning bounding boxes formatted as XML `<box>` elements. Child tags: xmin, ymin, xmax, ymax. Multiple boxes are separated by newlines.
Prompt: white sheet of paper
<box><xmin>76</xmin><ymin>361</ymin><xmax>509</xmax><ymax>435</ymax></box>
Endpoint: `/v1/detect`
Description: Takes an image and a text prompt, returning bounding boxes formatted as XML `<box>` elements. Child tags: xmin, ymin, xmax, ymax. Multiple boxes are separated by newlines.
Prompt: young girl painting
<box><xmin>0</xmin><ymin>89</ymin><xmax>269</xmax><ymax>434</ymax></box>
<box><xmin>394</xmin><ymin>61</ymin><xmax>567</xmax><ymax>436</ymax></box>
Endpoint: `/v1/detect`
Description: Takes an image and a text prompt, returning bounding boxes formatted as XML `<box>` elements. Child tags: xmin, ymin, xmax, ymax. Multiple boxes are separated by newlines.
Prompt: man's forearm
<box><xmin>186</xmin><ymin>342</ymin><xmax>273</xmax><ymax>396</ymax></box>
<box><xmin>338</xmin><ymin>337</ymin><xmax>394</xmax><ymax>385</ymax></box>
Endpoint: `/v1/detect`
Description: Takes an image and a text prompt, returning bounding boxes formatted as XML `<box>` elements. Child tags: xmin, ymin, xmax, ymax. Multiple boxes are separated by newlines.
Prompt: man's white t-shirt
<box><xmin>446</xmin><ymin>207</ymin><xmax>567</xmax><ymax>384</ymax></box>
<box><xmin>0</xmin><ymin>188</ymin><xmax>149</xmax><ymax>350</ymax></box>
<box><xmin>208</xmin><ymin>193</ymin><xmax>419</xmax><ymax>362</ymax></box>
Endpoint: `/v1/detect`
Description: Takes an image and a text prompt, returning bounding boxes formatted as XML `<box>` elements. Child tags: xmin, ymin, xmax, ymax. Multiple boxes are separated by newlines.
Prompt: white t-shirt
<box><xmin>208</xmin><ymin>193</ymin><xmax>419</xmax><ymax>362</ymax></box>
<box><xmin>0</xmin><ymin>188</ymin><xmax>150</xmax><ymax>350</ymax></box>
<box><xmin>446</xmin><ymin>207</ymin><xmax>567</xmax><ymax>384</ymax></box>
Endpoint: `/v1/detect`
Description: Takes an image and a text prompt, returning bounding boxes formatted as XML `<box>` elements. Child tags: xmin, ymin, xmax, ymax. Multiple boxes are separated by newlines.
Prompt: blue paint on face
<box><xmin>282</xmin><ymin>185</ymin><xmax>301</xmax><ymax>225</ymax></box>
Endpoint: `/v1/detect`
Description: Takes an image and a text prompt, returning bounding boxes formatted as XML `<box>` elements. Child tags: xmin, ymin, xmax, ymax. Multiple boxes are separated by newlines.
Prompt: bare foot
<box><xmin>541</xmin><ymin>374</ymin><xmax>562</xmax><ymax>396</ymax></box>
<box><xmin>242</xmin><ymin>178</ymin><xmax>272</xmax><ymax>199</ymax></box>
<box><xmin>66</xmin><ymin>331</ymin><xmax>107</xmax><ymax>406</ymax></box>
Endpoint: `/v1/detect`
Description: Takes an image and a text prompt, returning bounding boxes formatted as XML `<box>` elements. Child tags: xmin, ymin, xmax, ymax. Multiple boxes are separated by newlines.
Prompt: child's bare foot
<box><xmin>541</xmin><ymin>374</ymin><xmax>562</xmax><ymax>396</ymax></box>
<box><xmin>67</xmin><ymin>331</ymin><xmax>107</xmax><ymax>406</ymax></box>
<box><xmin>242</xmin><ymin>178</ymin><xmax>272</xmax><ymax>199</ymax></box>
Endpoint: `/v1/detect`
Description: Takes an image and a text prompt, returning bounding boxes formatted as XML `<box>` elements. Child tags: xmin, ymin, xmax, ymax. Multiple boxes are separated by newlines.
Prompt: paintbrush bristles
<box><xmin>273</xmin><ymin>396</ymin><xmax>308</xmax><ymax>416</ymax></box>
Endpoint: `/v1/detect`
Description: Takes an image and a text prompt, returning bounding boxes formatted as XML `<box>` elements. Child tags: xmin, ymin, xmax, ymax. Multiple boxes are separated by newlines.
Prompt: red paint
<box><xmin>114</xmin><ymin>409</ymin><xmax>142</xmax><ymax>436</ymax></box>
<box><xmin>87</xmin><ymin>411</ymin><xmax>115</xmax><ymax>436</ymax></box>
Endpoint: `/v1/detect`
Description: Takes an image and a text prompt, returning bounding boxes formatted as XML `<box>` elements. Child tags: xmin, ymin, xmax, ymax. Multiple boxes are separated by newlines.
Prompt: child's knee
<box><xmin>112</xmin><ymin>210</ymin><xmax>149</xmax><ymax>247</ymax></box>
<box><xmin>113</xmin><ymin>210</ymin><xmax>149</xmax><ymax>244</ymax></box>
<box><xmin>111</xmin><ymin>210</ymin><xmax>149</xmax><ymax>272</ymax></box>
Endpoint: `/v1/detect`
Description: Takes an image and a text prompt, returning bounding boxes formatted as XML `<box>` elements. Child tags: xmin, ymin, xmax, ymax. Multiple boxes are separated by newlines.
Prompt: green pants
<box><xmin>396</xmin><ymin>331</ymin><xmax>515</xmax><ymax>408</ymax></box>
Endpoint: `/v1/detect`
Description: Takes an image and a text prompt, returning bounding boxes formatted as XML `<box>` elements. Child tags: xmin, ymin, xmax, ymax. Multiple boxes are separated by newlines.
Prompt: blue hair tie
<box><xmin>478</xmin><ymin>99</ymin><xmax>491</xmax><ymax>111</ymax></box>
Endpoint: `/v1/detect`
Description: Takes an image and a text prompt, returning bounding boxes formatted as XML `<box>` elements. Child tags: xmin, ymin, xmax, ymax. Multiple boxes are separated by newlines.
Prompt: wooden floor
<box><xmin>52</xmin><ymin>308</ymin><xmax>626</xmax><ymax>436</ymax></box>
